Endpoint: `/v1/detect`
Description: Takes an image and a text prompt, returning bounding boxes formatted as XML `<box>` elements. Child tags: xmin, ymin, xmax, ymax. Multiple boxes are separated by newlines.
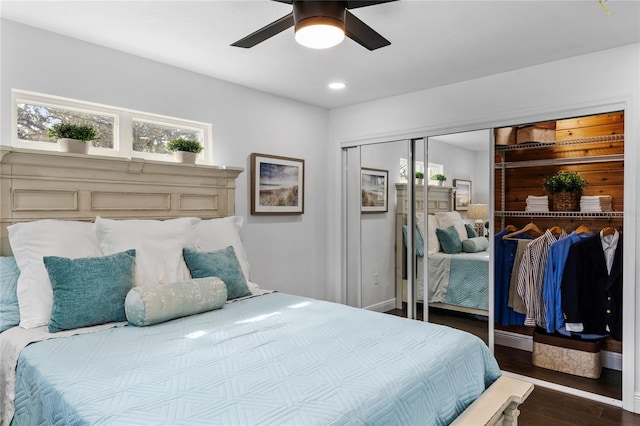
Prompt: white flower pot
<box><xmin>58</xmin><ymin>138</ymin><xmax>89</xmax><ymax>154</ymax></box>
<box><xmin>175</xmin><ymin>151</ymin><xmax>197</xmax><ymax>164</ymax></box>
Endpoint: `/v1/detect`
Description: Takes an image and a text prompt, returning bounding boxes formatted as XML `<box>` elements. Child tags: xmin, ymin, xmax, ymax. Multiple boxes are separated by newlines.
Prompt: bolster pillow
<box><xmin>462</xmin><ymin>237</ymin><xmax>489</xmax><ymax>253</ymax></box>
<box><xmin>125</xmin><ymin>277</ymin><xmax>227</xmax><ymax>326</ymax></box>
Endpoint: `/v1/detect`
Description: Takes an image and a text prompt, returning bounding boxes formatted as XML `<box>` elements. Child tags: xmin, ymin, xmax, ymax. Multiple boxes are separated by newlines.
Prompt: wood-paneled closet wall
<box><xmin>495</xmin><ymin>111</ymin><xmax>624</xmax><ymax>231</ymax></box>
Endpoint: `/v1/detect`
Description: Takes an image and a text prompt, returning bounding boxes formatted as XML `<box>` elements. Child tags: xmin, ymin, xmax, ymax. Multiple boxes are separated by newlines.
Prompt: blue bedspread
<box><xmin>13</xmin><ymin>293</ymin><xmax>500</xmax><ymax>425</ymax></box>
<box><xmin>444</xmin><ymin>252</ymin><xmax>490</xmax><ymax>310</ymax></box>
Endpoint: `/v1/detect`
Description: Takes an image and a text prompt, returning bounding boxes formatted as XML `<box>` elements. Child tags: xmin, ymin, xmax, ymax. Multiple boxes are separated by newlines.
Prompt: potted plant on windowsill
<box><xmin>47</xmin><ymin>123</ymin><xmax>98</xmax><ymax>154</ymax></box>
<box><xmin>432</xmin><ymin>173</ymin><xmax>447</xmax><ymax>186</ymax></box>
<box><xmin>415</xmin><ymin>171</ymin><xmax>424</xmax><ymax>185</ymax></box>
<box><xmin>166</xmin><ymin>138</ymin><xmax>203</xmax><ymax>164</ymax></box>
<box><xmin>543</xmin><ymin>170</ymin><xmax>588</xmax><ymax>211</ymax></box>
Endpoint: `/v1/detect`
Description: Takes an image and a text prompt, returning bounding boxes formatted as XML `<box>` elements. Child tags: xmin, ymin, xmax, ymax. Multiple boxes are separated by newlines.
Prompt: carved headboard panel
<box><xmin>0</xmin><ymin>148</ymin><xmax>243</xmax><ymax>256</ymax></box>
<box><xmin>395</xmin><ymin>183</ymin><xmax>455</xmax><ymax>215</ymax></box>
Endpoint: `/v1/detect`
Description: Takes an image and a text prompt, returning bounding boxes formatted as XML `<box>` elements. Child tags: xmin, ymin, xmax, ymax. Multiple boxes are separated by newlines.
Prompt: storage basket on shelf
<box><xmin>543</xmin><ymin>171</ymin><xmax>588</xmax><ymax>212</ymax></box>
<box><xmin>551</xmin><ymin>192</ymin><xmax>580</xmax><ymax>212</ymax></box>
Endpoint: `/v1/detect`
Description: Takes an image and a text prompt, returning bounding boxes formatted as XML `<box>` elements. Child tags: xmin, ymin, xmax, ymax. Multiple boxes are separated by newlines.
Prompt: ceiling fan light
<box><xmin>295</xmin><ymin>21</ymin><xmax>345</xmax><ymax>49</ymax></box>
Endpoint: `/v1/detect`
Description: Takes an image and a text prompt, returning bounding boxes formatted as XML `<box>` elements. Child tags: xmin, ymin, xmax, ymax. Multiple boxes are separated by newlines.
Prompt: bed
<box><xmin>1</xmin><ymin>148</ymin><xmax>531</xmax><ymax>425</ymax></box>
<box><xmin>396</xmin><ymin>184</ymin><xmax>489</xmax><ymax>316</ymax></box>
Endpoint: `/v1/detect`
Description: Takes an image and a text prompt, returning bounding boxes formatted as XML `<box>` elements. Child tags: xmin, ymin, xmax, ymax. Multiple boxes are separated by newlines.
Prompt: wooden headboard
<box><xmin>395</xmin><ymin>183</ymin><xmax>455</xmax><ymax>215</ymax></box>
<box><xmin>0</xmin><ymin>148</ymin><xmax>243</xmax><ymax>256</ymax></box>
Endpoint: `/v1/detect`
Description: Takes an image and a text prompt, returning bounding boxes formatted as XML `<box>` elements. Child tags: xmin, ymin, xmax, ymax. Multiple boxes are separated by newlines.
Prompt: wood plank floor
<box><xmin>383</xmin><ymin>307</ymin><xmax>640</xmax><ymax>424</ymax></box>
<box><xmin>518</xmin><ymin>386</ymin><xmax>640</xmax><ymax>425</ymax></box>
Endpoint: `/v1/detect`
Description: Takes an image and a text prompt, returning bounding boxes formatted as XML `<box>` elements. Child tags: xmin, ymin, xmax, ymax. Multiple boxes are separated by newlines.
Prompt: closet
<box><xmin>493</xmin><ymin>111</ymin><xmax>624</xmax><ymax>400</ymax></box>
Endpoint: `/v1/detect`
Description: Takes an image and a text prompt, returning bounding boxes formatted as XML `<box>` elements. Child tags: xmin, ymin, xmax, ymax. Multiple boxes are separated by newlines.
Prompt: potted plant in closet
<box><xmin>47</xmin><ymin>123</ymin><xmax>98</xmax><ymax>154</ymax></box>
<box><xmin>415</xmin><ymin>171</ymin><xmax>424</xmax><ymax>185</ymax></box>
<box><xmin>166</xmin><ymin>138</ymin><xmax>203</xmax><ymax>164</ymax></box>
<box><xmin>432</xmin><ymin>173</ymin><xmax>447</xmax><ymax>186</ymax></box>
<box><xmin>543</xmin><ymin>170</ymin><xmax>588</xmax><ymax>212</ymax></box>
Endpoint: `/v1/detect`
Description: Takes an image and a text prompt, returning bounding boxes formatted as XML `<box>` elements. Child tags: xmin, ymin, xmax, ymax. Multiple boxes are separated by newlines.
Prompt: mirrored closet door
<box><xmin>342</xmin><ymin>130</ymin><xmax>492</xmax><ymax>345</ymax></box>
<box><xmin>422</xmin><ymin>131</ymin><xmax>492</xmax><ymax>345</ymax></box>
<box><xmin>342</xmin><ymin>139</ymin><xmax>414</xmax><ymax>319</ymax></box>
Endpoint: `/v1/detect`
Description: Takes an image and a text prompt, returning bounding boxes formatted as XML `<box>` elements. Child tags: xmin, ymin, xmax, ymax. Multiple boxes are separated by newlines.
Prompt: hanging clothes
<box><xmin>507</xmin><ymin>239</ymin><xmax>529</xmax><ymax>315</ymax></box>
<box><xmin>542</xmin><ymin>230</ymin><xmax>593</xmax><ymax>333</ymax></box>
<box><xmin>516</xmin><ymin>228</ymin><xmax>568</xmax><ymax>328</ymax></box>
<box><xmin>494</xmin><ymin>228</ymin><xmax>530</xmax><ymax>326</ymax></box>
<box><xmin>561</xmin><ymin>230</ymin><xmax>623</xmax><ymax>340</ymax></box>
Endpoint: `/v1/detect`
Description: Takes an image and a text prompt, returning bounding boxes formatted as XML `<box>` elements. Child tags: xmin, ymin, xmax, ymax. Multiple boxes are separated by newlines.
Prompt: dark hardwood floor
<box><xmin>495</xmin><ymin>345</ymin><xmax>622</xmax><ymax>400</ymax></box>
<box><xmin>383</xmin><ymin>306</ymin><xmax>640</xmax><ymax>425</ymax></box>
<box><xmin>518</xmin><ymin>386</ymin><xmax>640</xmax><ymax>425</ymax></box>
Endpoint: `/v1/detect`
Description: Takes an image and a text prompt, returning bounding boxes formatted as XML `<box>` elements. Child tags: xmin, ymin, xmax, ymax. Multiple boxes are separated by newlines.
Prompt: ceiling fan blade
<box><xmin>346</xmin><ymin>0</ymin><xmax>397</xmax><ymax>9</ymax></box>
<box><xmin>344</xmin><ymin>10</ymin><xmax>390</xmax><ymax>50</ymax></box>
<box><xmin>231</xmin><ymin>13</ymin><xmax>294</xmax><ymax>48</ymax></box>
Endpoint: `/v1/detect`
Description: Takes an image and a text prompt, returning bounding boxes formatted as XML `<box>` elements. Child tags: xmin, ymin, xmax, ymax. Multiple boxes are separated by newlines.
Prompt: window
<box><xmin>399</xmin><ymin>159</ymin><xmax>443</xmax><ymax>184</ymax></box>
<box><xmin>16</xmin><ymin>101</ymin><xmax>116</xmax><ymax>148</ymax></box>
<box><xmin>12</xmin><ymin>90</ymin><xmax>212</xmax><ymax>163</ymax></box>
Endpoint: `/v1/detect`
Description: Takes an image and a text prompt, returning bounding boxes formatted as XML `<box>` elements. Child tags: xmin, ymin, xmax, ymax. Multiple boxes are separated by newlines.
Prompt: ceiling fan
<box><xmin>231</xmin><ymin>0</ymin><xmax>396</xmax><ymax>51</ymax></box>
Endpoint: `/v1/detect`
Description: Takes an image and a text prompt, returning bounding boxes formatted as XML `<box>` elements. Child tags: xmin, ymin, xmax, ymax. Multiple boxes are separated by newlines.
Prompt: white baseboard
<box><xmin>495</xmin><ymin>329</ymin><xmax>621</xmax><ymax>371</ymax></box>
<box><xmin>365</xmin><ymin>298</ymin><xmax>397</xmax><ymax>313</ymax></box>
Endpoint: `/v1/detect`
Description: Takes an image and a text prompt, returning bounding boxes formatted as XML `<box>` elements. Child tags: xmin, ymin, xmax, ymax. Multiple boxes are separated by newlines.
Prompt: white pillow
<box><xmin>7</xmin><ymin>220</ymin><xmax>103</xmax><ymax>329</ymax></box>
<box><xmin>193</xmin><ymin>216</ymin><xmax>250</xmax><ymax>281</ymax></box>
<box><xmin>426</xmin><ymin>215</ymin><xmax>441</xmax><ymax>255</ymax></box>
<box><xmin>435</xmin><ymin>211</ymin><xmax>468</xmax><ymax>243</ymax></box>
<box><xmin>95</xmin><ymin>216</ymin><xmax>200</xmax><ymax>287</ymax></box>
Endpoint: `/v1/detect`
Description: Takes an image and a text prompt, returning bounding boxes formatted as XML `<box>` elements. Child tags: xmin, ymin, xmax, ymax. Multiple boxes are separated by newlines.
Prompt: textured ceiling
<box><xmin>2</xmin><ymin>1</ymin><xmax>639</xmax><ymax>109</ymax></box>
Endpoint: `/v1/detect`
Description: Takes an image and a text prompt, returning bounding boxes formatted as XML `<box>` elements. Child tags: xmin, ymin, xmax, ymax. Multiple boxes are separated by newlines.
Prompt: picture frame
<box><xmin>453</xmin><ymin>179</ymin><xmax>472</xmax><ymax>211</ymax></box>
<box><xmin>361</xmin><ymin>168</ymin><xmax>388</xmax><ymax>213</ymax></box>
<box><xmin>251</xmin><ymin>153</ymin><xmax>304</xmax><ymax>215</ymax></box>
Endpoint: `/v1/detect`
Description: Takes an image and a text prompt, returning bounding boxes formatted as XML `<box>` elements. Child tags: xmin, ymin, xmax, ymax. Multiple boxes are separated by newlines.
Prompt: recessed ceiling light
<box><xmin>329</xmin><ymin>82</ymin><xmax>346</xmax><ymax>90</ymax></box>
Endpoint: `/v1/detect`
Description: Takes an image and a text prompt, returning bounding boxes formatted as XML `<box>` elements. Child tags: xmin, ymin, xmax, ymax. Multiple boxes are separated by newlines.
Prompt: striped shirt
<box><xmin>516</xmin><ymin>228</ymin><xmax>568</xmax><ymax>327</ymax></box>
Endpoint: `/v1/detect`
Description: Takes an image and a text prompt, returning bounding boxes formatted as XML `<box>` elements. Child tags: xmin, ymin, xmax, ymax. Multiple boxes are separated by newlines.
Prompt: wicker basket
<box><xmin>551</xmin><ymin>192</ymin><xmax>579</xmax><ymax>211</ymax></box>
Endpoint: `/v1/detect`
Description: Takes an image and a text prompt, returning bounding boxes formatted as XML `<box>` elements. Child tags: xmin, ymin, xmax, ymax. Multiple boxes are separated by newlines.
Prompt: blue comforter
<box><xmin>12</xmin><ymin>293</ymin><xmax>500</xmax><ymax>425</ymax></box>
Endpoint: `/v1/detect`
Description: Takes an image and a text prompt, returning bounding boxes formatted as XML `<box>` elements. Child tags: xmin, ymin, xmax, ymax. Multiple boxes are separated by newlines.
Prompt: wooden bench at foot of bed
<box><xmin>453</xmin><ymin>376</ymin><xmax>534</xmax><ymax>426</ymax></box>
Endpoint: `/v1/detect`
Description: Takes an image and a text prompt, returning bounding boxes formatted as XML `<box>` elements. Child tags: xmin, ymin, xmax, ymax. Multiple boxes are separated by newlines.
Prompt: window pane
<box><xmin>132</xmin><ymin>120</ymin><xmax>202</xmax><ymax>154</ymax></box>
<box><xmin>16</xmin><ymin>102</ymin><xmax>114</xmax><ymax>148</ymax></box>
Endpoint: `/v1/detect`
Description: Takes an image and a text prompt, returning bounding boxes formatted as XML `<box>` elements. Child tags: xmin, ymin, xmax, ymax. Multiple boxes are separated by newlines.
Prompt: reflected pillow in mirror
<box><xmin>462</xmin><ymin>237</ymin><xmax>489</xmax><ymax>253</ymax></box>
<box><xmin>435</xmin><ymin>226</ymin><xmax>462</xmax><ymax>254</ymax></box>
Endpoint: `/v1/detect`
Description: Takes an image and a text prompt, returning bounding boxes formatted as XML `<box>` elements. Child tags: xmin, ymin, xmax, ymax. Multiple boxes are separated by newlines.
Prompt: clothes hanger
<box><xmin>601</xmin><ymin>226</ymin><xmax>616</xmax><ymax>236</ymax></box>
<box><xmin>575</xmin><ymin>224</ymin><xmax>591</xmax><ymax>235</ymax></box>
<box><xmin>505</xmin><ymin>224</ymin><xmax>517</xmax><ymax>232</ymax></box>
<box><xmin>502</xmin><ymin>222</ymin><xmax>543</xmax><ymax>240</ymax></box>
<box><xmin>548</xmin><ymin>225</ymin><xmax>563</xmax><ymax>236</ymax></box>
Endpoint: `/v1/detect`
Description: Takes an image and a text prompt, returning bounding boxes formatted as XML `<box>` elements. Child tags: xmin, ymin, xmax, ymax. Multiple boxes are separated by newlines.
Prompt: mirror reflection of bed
<box><xmin>392</xmin><ymin>131</ymin><xmax>491</xmax><ymax>343</ymax></box>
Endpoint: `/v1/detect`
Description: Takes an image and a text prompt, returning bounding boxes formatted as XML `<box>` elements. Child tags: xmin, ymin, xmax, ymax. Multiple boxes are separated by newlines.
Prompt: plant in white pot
<box><xmin>47</xmin><ymin>123</ymin><xmax>98</xmax><ymax>154</ymax></box>
<box><xmin>432</xmin><ymin>173</ymin><xmax>447</xmax><ymax>186</ymax></box>
<box><xmin>167</xmin><ymin>138</ymin><xmax>203</xmax><ymax>164</ymax></box>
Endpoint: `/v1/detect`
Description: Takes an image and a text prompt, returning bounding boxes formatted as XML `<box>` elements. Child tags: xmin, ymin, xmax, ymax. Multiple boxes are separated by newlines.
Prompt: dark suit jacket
<box><xmin>561</xmin><ymin>233</ymin><xmax>623</xmax><ymax>340</ymax></box>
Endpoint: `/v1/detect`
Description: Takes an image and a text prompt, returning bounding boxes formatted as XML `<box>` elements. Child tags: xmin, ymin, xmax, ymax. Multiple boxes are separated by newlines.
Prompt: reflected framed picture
<box><xmin>251</xmin><ymin>153</ymin><xmax>304</xmax><ymax>215</ymax></box>
<box><xmin>453</xmin><ymin>179</ymin><xmax>472</xmax><ymax>211</ymax></box>
<box><xmin>361</xmin><ymin>168</ymin><xmax>388</xmax><ymax>213</ymax></box>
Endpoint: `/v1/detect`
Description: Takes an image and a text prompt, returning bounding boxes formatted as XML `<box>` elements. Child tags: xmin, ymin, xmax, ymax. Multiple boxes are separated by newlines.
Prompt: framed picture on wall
<box><xmin>361</xmin><ymin>168</ymin><xmax>388</xmax><ymax>213</ymax></box>
<box><xmin>251</xmin><ymin>153</ymin><xmax>304</xmax><ymax>215</ymax></box>
<box><xmin>453</xmin><ymin>179</ymin><xmax>472</xmax><ymax>211</ymax></box>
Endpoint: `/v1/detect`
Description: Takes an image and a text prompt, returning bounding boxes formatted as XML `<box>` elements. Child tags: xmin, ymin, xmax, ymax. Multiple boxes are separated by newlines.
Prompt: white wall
<box><xmin>0</xmin><ymin>20</ymin><xmax>330</xmax><ymax>299</ymax></box>
<box><xmin>328</xmin><ymin>44</ymin><xmax>640</xmax><ymax>412</ymax></box>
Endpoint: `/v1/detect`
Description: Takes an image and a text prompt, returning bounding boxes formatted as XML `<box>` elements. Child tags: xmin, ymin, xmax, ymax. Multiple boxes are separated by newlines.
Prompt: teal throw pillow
<box><xmin>435</xmin><ymin>226</ymin><xmax>462</xmax><ymax>254</ymax></box>
<box><xmin>125</xmin><ymin>277</ymin><xmax>227</xmax><ymax>327</ymax></box>
<box><xmin>183</xmin><ymin>247</ymin><xmax>252</xmax><ymax>300</ymax></box>
<box><xmin>465</xmin><ymin>223</ymin><xmax>478</xmax><ymax>238</ymax></box>
<box><xmin>44</xmin><ymin>249</ymin><xmax>136</xmax><ymax>333</ymax></box>
<box><xmin>0</xmin><ymin>257</ymin><xmax>21</xmax><ymax>332</ymax></box>
<box><xmin>462</xmin><ymin>237</ymin><xmax>489</xmax><ymax>253</ymax></box>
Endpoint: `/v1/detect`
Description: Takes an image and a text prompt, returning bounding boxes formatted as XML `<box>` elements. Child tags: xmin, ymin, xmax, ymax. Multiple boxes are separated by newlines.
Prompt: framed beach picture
<box><xmin>453</xmin><ymin>179</ymin><xmax>472</xmax><ymax>211</ymax></box>
<box><xmin>361</xmin><ymin>168</ymin><xmax>388</xmax><ymax>213</ymax></box>
<box><xmin>251</xmin><ymin>153</ymin><xmax>304</xmax><ymax>215</ymax></box>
